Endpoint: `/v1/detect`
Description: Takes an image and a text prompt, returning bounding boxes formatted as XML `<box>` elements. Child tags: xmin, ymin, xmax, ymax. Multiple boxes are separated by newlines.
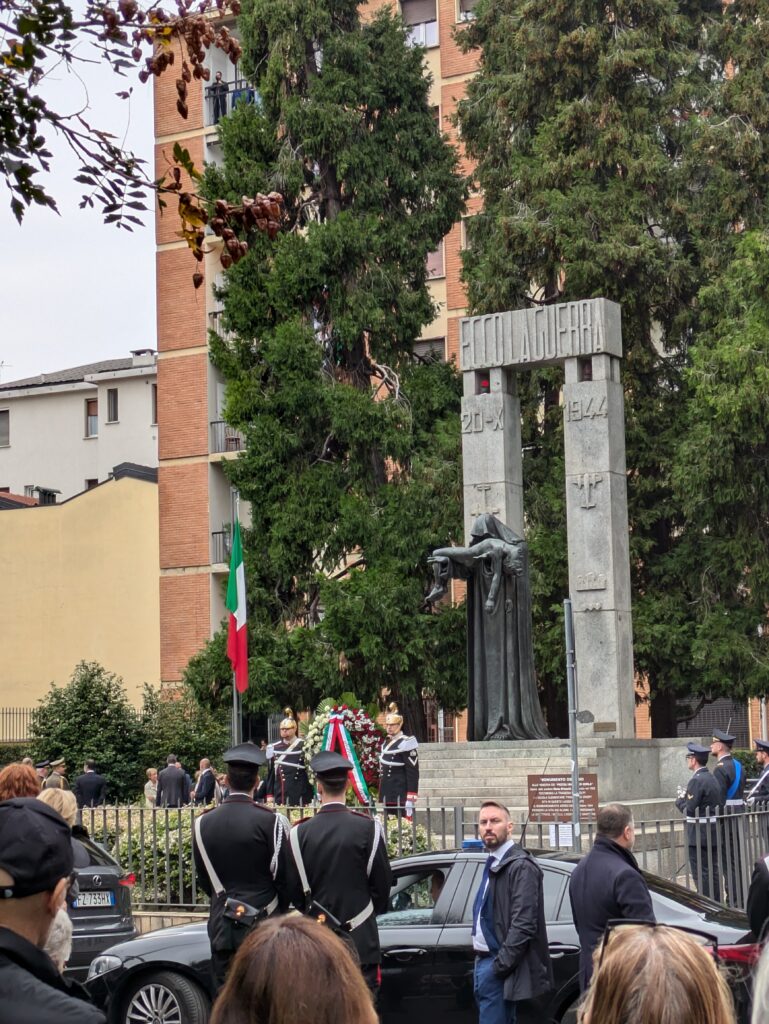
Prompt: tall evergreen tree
<box><xmin>457</xmin><ymin>0</ymin><xmax>769</xmax><ymax>732</ymax></box>
<box><xmin>184</xmin><ymin>0</ymin><xmax>467</xmax><ymax>733</ymax></box>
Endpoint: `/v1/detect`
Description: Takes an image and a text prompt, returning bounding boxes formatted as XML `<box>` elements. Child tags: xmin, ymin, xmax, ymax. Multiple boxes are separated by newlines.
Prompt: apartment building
<box><xmin>0</xmin><ymin>351</ymin><xmax>158</xmax><ymax>502</ymax></box>
<box><xmin>152</xmin><ymin>0</ymin><xmax>478</xmax><ymax>706</ymax></box>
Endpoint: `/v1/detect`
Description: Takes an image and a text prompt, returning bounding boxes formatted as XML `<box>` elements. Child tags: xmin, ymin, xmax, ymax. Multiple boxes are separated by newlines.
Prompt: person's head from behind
<box><xmin>84</xmin><ymin>759</ymin><xmax>96</xmax><ymax>772</ymax></box>
<box><xmin>226</xmin><ymin>763</ymin><xmax>260</xmax><ymax>795</ymax></box>
<box><xmin>210</xmin><ymin>915</ymin><xmax>377</xmax><ymax>1024</ymax></box>
<box><xmin>37</xmin><ymin>787</ymin><xmax>78</xmax><ymax>827</ymax></box>
<box><xmin>580</xmin><ymin>924</ymin><xmax>735</xmax><ymax>1024</ymax></box>
<box><xmin>0</xmin><ymin>763</ymin><xmax>41</xmax><ymax>800</ymax></box>
<box><xmin>0</xmin><ymin>798</ymin><xmax>75</xmax><ymax>948</ymax></box>
<box><xmin>596</xmin><ymin>803</ymin><xmax>635</xmax><ymax>850</ymax></box>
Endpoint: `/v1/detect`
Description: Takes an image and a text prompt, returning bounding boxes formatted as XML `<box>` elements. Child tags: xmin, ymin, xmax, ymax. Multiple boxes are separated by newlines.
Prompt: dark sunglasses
<box><xmin>597</xmin><ymin>919</ymin><xmax>720</xmax><ymax>971</ymax></box>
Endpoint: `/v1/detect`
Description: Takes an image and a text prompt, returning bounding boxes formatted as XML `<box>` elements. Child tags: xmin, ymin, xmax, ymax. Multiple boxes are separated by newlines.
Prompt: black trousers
<box><xmin>688</xmin><ymin>843</ymin><xmax>720</xmax><ymax>903</ymax></box>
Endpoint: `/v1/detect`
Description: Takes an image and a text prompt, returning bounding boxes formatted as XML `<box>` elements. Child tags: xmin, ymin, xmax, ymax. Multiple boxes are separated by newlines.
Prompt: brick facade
<box><xmin>159</xmin><ymin>573</ymin><xmax>211</xmax><ymax>682</ymax></box>
<box><xmin>156</xmin><ymin>247</ymin><xmax>208</xmax><ymax>351</ymax></box>
<box><xmin>157</xmin><ymin>354</ymin><xmax>210</xmax><ymax>461</ymax></box>
<box><xmin>158</xmin><ymin>462</ymin><xmax>211</xmax><ymax>569</ymax></box>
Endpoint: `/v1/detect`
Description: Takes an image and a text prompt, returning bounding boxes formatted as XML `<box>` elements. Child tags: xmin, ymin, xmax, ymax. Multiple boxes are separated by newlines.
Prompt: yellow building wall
<box><xmin>0</xmin><ymin>476</ymin><xmax>160</xmax><ymax>707</ymax></box>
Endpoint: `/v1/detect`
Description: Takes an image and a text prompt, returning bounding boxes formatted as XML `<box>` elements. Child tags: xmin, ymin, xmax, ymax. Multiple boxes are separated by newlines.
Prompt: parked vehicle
<box><xmin>86</xmin><ymin>850</ymin><xmax>757</xmax><ymax>1024</ymax></box>
<box><xmin>67</xmin><ymin>832</ymin><xmax>137</xmax><ymax>980</ymax></box>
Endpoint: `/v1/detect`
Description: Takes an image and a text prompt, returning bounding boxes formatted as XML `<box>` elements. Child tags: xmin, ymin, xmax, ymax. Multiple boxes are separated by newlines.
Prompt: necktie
<box><xmin>471</xmin><ymin>855</ymin><xmax>494</xmax><ymax>936</ymax></box>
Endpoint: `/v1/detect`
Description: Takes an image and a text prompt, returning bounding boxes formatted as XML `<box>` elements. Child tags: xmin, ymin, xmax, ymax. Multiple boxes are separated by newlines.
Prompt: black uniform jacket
<box><xmin>747</xmin><ymin>766</ymin><xmax>769</xmax><ymax>805</ymax></box>
<box><xmin>0</xmin><ymin>926</ymin><xmax>106</xmax><ymax>1024</ymax></box>
<box><xmin>192</xmin><ymin>795</ymin><xmax>290</xmax><ymax>948</ymax></box>
<box><xmin>568</xmin><ymin>835</ymin><xmax>655</xmax><ymax>989</ymax></box>
<box><xmin>747</xmin><ymin>855</ymin><xmax>769</xmax><ymax>939</ymax></box>
<box><xmin>713</xmin><ymin>754</ymin><xmax>745</xmax><ymax>805</ymax></box>
<box><xmin>378</xmin><ymin>734</ymin><xmax>419</xmax><ymax>806</ymax></box>
<box><xmin>675</xmin><ymin>767</ymin><xmax>721</xmax><ymax>846</ymax></box>
<box><xmin>73</xmin><ymin>771</ymin><xmax>108</xmax><ymax>808</ymax></box>
<box><xmin>488</xmin><ymin>844</ymin><xmax>554</xmax><ymax>1003</ymax></box>
<box><xmin>265</xmin><ymin>739</ymin><xmax>314</xmax><ymax>806</ymax></box>
<box><xmin>156</xmin><ymin>765</ymin><xmax>191</xmax><ymax>807</ymax></box>
<box><xmin>286</xmin><ymin>804</ymin><xmax>392</xmax><ymax>965</ymax></box>
<box><xmin>193</xmin><ymin>768</ymin><xmax>216</xmax><ymax>805</ymax></box>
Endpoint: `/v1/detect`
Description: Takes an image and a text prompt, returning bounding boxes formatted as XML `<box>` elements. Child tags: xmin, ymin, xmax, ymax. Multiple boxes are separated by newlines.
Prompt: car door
<box><xmin>432</xmin><ymin>858</ymin><xmax>581</xmax><ymax>1024</ymax></box>
<box><xmin>379</xmin><ymin>861</ymin><xmax>460</xmax><ymax>1024</ymax></box>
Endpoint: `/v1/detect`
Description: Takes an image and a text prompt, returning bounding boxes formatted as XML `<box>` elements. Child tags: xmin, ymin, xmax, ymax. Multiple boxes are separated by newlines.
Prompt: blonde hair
<box><xmin>753</xmin><ymin>943</ymin><xmax>769</xmax><ymax>1024</ymax></box>
<box><xmin>580</xmin><ymin>925</ymin><xmax>735</xmax><ymax>1024</ymax></box>
<box><xmin>37</xmin><ymin>787</ymin><xmax>78</xmax><ymax>827</ymax></box>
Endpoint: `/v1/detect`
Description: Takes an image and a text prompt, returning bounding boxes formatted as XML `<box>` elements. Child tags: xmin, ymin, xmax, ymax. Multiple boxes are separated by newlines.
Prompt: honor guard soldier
<box><xmin>675</xmin><ymin>742</ymin><xmax>721</xmax><ymax>902</ymax></box>
<box><xmin>746</xmin><ymin>738</ymin><xmax>769</xmax><ymax>805</ymax></box>
<box><xmin>711</xmin><ymin>728</ymin><xmax>746</xmax><ymax>906</ymax></box>
<box><xmin>379</xmin><ymin>703</ymin><xmax>419</xmax><ymax>817</ymax></box>
<box><xmin>193</xmin><ymin>742</ymin><xmax>290</xmax><ymax>988</ymax></box>
<box><xmin>265</xmin><ymin>708</ymin><xmax>314</xmax><ymax>806</ymax></box>
<box><xmin>286</xmin><ymin>751</ymin><xmax>392</xmax><ymax>993</ymax></box>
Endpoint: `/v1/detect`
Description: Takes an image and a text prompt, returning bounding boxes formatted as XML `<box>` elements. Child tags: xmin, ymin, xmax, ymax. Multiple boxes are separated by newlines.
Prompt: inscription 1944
<box><xmin>460</xmin><ymin>298</ymin><xmax>621</xmax><ymax>373</ymax></box>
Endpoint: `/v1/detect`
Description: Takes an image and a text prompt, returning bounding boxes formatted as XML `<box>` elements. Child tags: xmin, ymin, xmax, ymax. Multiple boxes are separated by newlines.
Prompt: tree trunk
<box><xmin>650</xmin><ymin>685</ymin><xmax>678</xmax><ymax>738</ymax></box>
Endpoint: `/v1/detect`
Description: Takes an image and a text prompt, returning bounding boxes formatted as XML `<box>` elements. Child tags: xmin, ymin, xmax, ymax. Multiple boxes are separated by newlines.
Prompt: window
<box><xmin>402</xmin><ymin>0</ymin><xmax>438</xmax><ymax>46</ymax></box>
<box><xmin>426</xmin><ymin>241</ymin><xmax>445</xmax><ymax>279</ymax></box>
<box><xmin>24</xmin><ymin>485</ymin><xmax>34</xmax><ymax>497</ymax></box>
<box><xmin>85</xmin><ymin>479</ymin><xmax>98</xmax><ymax>490</ymax></box>
<box><xmin>0</xmin><ymin>487</ymin><xmax>8</xmax><ymax>493</ymax></box>
<box><xmin>151</xmin><ymin>383</ymin><xmax>158</xmax><ymax>425</ymax></box>
<box><xmin>85</xmin><ymin>398</ymin><xmax>98</xmax><ymax>437</ymax></box>
<box><xmin>457</xmin><ymin>0</ymin><xmax>477</xmax><ymax>20</ymax></box>
<box><xmin>414</xmin><ymin>338</ymin><xmax>445</xmax><ymax>362</ymax></box>
<box><xmin>37</xmin><ymin>488</ymin><xmax>57</xmax><ymax>506</ymax></box>
<box><xmin>378</xmin><ymin>869</ymin><xmax>447</xmax><ymax>926</ymax></box>
<box><xmin>0</xmin><ymin>410</ymin><xmax>8</xmax><ymax>447</ymax></box>
<box><xmin>107</xmin><ymin>388</ymin><xmax>119</xmax><ymax>423</ymax></box>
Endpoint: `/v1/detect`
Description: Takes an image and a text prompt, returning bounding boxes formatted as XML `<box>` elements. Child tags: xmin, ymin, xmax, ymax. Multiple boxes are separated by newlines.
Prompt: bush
<box><xmin>0</xmin><ymin>742</ymin><xmax>32</xmax><ymax>766</ymax></box>
<box><xmin>139</xmin><ymin>684</ymin><xmax>230</xmax><ymax>779</ymax></box>
<box><xmin>30</xmin><ymin>662</ymin><xmax>143</xmax><ymax>801</ymax></box>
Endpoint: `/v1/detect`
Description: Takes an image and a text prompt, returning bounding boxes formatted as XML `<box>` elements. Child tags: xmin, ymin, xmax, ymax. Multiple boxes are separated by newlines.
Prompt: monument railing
<box><xmin>80</xmin><ymin>801</ymin><xmax>767</xmax><ymax>912</ymax></box>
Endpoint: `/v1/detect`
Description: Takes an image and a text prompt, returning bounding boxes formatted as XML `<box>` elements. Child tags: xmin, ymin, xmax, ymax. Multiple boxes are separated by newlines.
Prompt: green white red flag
<box><xmin>226</xmin><ymin>519</ymin><xmax>248</xmax><ymax>693</ymax></box>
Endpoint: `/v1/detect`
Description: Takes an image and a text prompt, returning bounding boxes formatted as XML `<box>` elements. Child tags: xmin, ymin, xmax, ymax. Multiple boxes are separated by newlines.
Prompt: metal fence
<box><xmin>0</xmin><ymin>707</ymin><xmax>34</xmax><ymax>743</ymax></box>
<box><xmin>81</xmin><ymin>801</ymin><xmax>769</xmax><ymax>913</ymax></box>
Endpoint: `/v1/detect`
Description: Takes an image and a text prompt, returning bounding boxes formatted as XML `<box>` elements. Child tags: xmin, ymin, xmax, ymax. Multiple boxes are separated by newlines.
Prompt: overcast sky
<box><xmin>0</xmin><ymin>37</ymin><xmax>156</xmax><ymax>385</ymax></box>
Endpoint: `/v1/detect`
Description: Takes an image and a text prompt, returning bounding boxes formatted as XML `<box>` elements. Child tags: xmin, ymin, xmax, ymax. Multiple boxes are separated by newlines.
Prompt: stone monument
<box><xmin>459</xmin><ymin>298</ymin><xmax>634</xmax><ymax>739</ymax></box>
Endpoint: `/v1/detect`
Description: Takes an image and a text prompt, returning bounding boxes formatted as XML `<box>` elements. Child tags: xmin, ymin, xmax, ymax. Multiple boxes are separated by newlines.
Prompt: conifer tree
<box><xmin>457</xmin><ymin>0</ymin><xmax>769</xmax><ymax>732</ymax></box>
<box><xmin>184</xmin><ymin>0</ymin><xmax>467</xmax><ymax>732</ymax></box>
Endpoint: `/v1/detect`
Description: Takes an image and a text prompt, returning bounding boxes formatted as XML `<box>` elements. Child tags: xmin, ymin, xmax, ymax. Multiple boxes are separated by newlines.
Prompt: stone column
<box><xmin>461</xmin><ymin>365</ymin><xmax>523</xmax><ymax>542</ymax></box>
<box><xmin>563</xmin><ymin>351</ymin><xmax>635</xmax><ymax>738</ymax></box>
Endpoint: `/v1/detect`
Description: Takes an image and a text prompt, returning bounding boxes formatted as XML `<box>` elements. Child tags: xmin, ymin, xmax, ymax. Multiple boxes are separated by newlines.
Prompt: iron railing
<box><xmin>211</xmin><ymin>530</ymin><xmax>231</xmax><ymax>564</ymax></box>
<box><xmin>210</xmin><ymin>420</ymin><xmax>245</xmax><ymax>453</ymax></box>
<box><xmin>0</xmin><ymin>707</ymin><xmax>34</xmax><ymax>742</ymax></box>
<box><xmin>204</xmin><ymin>78</ymin><xmax>260</xmax><ymax>127</ymax></box>
<box><xmin>81</xmin><ymin>802</ymin><xmax>769</xmax><ymax>913</ymax></box>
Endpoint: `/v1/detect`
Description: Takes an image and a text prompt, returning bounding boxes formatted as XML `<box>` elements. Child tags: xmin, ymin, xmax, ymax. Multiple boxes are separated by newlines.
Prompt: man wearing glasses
<box><xmin>471</xmin><ymin>801</ymin><xmax>553</xmax><ymax>1024</ymax></box>
<box><xmin>568</xmin><ymin>802</ymin><xmax>654</xmax><ymax>990</ymax></box>
<box><xmin>0</xmin><ymin>798</ymin><xmax>106</xmax><ymax>1021</ymax></box>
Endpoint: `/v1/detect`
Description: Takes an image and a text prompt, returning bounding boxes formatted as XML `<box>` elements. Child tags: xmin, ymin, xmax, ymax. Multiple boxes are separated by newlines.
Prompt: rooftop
<box><xmin>1</xmin><ymin>352</ymin><xmax>156</xmax><ymax>391</ymax></box>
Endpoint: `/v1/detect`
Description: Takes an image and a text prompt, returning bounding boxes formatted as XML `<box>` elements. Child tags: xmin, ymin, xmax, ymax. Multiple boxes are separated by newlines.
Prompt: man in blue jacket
<box><xmin>472</xmin><ymin>800</ymin><xmax>553</xmax><ymax>1024</ymax></box>
<box><xmin>568</xmin><ymin>803</ymin><xmax>654</xmax><ymax>990</ymax></box>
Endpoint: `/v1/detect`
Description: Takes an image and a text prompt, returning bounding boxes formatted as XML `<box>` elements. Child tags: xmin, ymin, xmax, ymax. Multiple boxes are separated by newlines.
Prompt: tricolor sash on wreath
<box><xmin>322</xmin><ymin>713</ymin><xmax>371</xmax><ymax>805</ymax></box>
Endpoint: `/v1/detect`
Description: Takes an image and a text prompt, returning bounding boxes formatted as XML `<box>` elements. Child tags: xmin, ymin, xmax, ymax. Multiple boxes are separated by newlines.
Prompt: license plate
<box><xmin>74</xmin><ymin>891</ymin><xmax>115</xmax><ymax>908</ymax></box>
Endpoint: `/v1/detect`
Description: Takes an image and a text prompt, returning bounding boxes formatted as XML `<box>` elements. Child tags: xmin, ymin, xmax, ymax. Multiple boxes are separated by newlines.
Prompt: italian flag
<box><xmin>226</xmin><ymin>519</ymin><xmax>248</xmax><ymax>693</ymax></box>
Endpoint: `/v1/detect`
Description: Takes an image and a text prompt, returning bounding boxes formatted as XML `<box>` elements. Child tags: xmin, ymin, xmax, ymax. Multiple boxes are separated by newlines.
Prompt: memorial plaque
<box><xmin>527</xmin><ymin>773</ymin><xmax>599</xmax><ymax>822</ymax></box>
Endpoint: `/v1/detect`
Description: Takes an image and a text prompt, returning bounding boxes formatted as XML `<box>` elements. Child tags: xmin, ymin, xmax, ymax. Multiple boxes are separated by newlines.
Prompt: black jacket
<box><xmin>713</xmin><ymin>754</ymin><xmax>745</xmax><ymax>805</ymax></box>
<box><xmin>487</xmin><ymin>844</ymin><xmax>553</xmax><ymax>1002</ymax></box>
<box><xmin>747</xmin><ymin>766</ymin><xmax>769</xmax><ymax>806</ymax></box>
<box><xmin>156</xmin><ymin>765</ymin><xmax>191</xmax><ymax>807</ymax></box>
<box><xmin>379</xmin><ymin>734</ymin><xmax>420</xmax><ymax>806</ymax></box>
<box><xmin>192</xmin><ymin>796</ymin><xmax>290</xmax><ymax>953</ymax></box>
<box><xmin>568</xmin><ymin>835</ymin><xmax>655</xmax><ymax>989</ymax></box>
<box><xmin>747</xmin><ymin>855</ymin><xmax>769</xmax><ymax>940</ymax></box>
<box><xmin>0</xmin><ymin>926</ymin><xmax>106</xmax><ymax>1024</ymax></box>
<box><xmin>73</xmin><ymin>771</ymin><xmax>108</xmax><ymax>808</ymax></box>
<box><xmin>286</xmin><ymin>804</ymin><xmax>392</xmax><ymax>965</ymax></box>
<box><xmin>265</xmin><ymin>739</ymin><xmax>314</xmax><ymax>806</ymax></box>
<box><xmin>675</xmin><ymin>767</ymin><xmax>721</xmax><ymax>847</ymax></box>
<box><xmin>193</xmin><ymin>768</ymin><xmax>216</xmax><ymax>805</ymax></box>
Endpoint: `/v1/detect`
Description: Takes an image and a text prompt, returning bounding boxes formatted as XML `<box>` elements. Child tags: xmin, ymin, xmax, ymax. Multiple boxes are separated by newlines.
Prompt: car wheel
<box><xmin>122</xmin><ymin>970</ymin><xmax>211</xmax><ymax>1024</ymax></box>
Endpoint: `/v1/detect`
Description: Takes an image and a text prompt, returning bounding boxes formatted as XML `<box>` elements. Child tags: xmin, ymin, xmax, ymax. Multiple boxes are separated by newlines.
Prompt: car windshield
<box><xmin>73</xmin><ymin>836</ymin><xmax>120</xmax><ymax>868</ymax></box>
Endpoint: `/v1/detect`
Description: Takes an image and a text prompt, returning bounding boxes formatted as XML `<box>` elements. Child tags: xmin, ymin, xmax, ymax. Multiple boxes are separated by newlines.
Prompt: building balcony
<box><xmin>210</xmin><ymin>420</ymin><xmax>245</xmax><ymax>453</ymax></box>
<box><xmin>208</xmin><ymin>310</ymin><xmax>237</xmax><ymax>342</ymax></box>
<box><xmin>204</xmin><ymin>77</ymin><xmax>261</xmax><ymax>128</ymax></box>
<box><xmin>211</xmin><ymin>529</ymin><xmax>231</xmax><ymax>566</ymax></box>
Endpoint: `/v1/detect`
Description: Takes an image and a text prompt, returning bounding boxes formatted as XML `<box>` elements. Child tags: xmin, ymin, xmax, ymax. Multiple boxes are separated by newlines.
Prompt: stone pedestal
<box><xmin>563</xmin><ymin>353</ymin><xmax>635</xmax><ymax>738</ymax></box>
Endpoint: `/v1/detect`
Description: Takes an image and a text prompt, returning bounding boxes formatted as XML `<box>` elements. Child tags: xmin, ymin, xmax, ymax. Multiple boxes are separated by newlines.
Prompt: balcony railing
<box><xmin>211</xmin><ymin>530</ymin><xmax>232</xmax><ymax>565</ymax></box>
<box><xmin>210</xmin><ymin>420</ymin><xmax>245</xmax><ymax>453</ymax></box>
<box><xmin>405</xmin><ymin>19</ymin><xmax>438</xmax><ymax>47</ymax></box>
<box><xmin>204</xmin><ymin>77</ymin><xmax>261</xmax><ymax>127</ymax></box>
<box><xmin>208</xmin><ymin>310</ymin><xmax>237</xmax><ymax>343</ymax></box>
<box><xmin>0</xmin><ymin>707</ymin><xmax>34</xmax><ymax>743</ymax></box>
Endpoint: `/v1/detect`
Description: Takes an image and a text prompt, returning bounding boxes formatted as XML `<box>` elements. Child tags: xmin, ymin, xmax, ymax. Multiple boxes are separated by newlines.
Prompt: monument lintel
<box><xmin>460</xmin><ymin>297</ymin><xmax>622</xmax><ymax>374</ymax></box>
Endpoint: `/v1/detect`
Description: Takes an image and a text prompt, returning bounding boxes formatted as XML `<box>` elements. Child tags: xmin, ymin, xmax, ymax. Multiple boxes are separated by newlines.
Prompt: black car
<box><xmin>86</xmin><ymin>850</ymin><xmax>757</xmax><ymax>1024</ymax></box>
<box><xmin>67</xmin><ymin>832</ymin><xmax>137</xmax><ymax>980</ymax></box>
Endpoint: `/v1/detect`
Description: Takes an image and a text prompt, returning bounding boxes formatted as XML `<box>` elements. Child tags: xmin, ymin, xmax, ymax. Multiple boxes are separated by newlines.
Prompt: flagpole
<box><xmin>227</xmin><ymin>490</ymin><xmax>244</xmax><ymax>746</ymax></box>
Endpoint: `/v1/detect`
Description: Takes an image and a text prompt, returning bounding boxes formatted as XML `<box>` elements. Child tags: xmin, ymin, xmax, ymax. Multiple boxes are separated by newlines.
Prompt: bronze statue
<box><xmin>427</xmin><ymin>513</ymin><xmax>549</xmax><ymax>741</ymax></box>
